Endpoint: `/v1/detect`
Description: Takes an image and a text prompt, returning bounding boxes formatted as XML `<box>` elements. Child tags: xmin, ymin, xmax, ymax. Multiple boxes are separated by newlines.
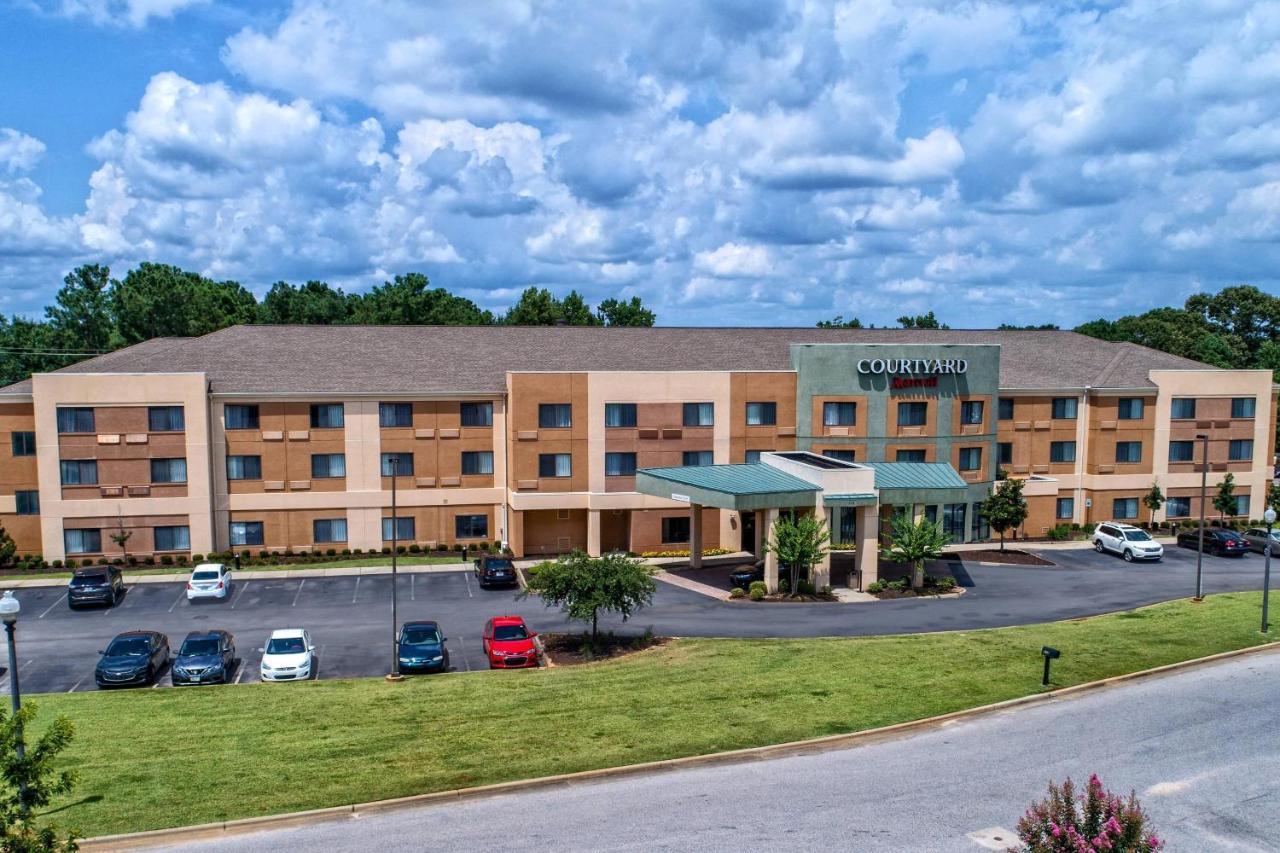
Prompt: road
<box><xmin>147</xmin><ymin>648</ymin><xmax>1280</xmax><ymax>852</ymax></box>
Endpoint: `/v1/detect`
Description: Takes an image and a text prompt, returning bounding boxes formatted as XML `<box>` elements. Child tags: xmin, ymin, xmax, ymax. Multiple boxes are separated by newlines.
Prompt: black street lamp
<box><xmin>1263</xmin><ymin>506</ymin><xmax>1276</xmax><ymax>634</ymax></box>
<box><xmin>0</xmin><ymin>591</ymin><xmax>26</xmax><ymax>815</ymax></box>
<box><xmin>386</xmin><ymin>456</ymin><xmax>404</xmax><ymax>683</ymax></box>
<box><xmin>1194</xmin><ymin>433</ymin><xmax>1209</xmax><ymax>601</ymax></box>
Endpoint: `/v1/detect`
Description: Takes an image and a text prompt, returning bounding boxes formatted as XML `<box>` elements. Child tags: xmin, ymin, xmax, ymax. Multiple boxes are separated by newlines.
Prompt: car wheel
<box><xmin>1122</xmin><ymin>549</ymin><xmax>1134</xmax><ymax>562</ymax></box>
<box><xmin>1094</xmin><ymin>540</ymin><xmax>1104</xmax><ymax>553</ymax></box>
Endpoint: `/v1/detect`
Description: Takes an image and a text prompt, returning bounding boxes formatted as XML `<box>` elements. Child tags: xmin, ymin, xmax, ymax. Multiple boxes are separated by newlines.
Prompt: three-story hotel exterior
<box><xmin>0</xmin><ymin>325</ymin><xmax>1274</xmax><ymax>588</ymax></box>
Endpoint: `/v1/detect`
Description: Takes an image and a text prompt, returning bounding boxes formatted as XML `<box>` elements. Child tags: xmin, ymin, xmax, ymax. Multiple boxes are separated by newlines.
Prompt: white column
<box><xmin>763</xmin><ymin>507</ymin><xmax>780</xmax><ymax>591</ymax></box>
<box><xmin>690</xmin><ymin>504</ymin><xmax>703</xmax><ymax>568</ymax></box>
<box><xmin>814</xmin><ymin>497</ymin><xmax>832</xmax><ymax>588</ymax></box>
<box><xmin>854</xmin><ymin>504</ymin><xmax>879</xmax><ymax>589</ymax></box>
<box><xmin>587</xmin><ymin>510</ymin><xmax>602</xmax><ymax>557</ymax></box>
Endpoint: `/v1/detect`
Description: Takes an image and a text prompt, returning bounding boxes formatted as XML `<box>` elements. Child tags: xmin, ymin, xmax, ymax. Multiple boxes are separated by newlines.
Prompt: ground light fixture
<box><xmin>1040</xmin><ymin>645</ymin><xmax>1060</xmax><ymax>686</ymax></box>
<box><xmin>1194</xmin><ymin>433</ymin><xmax>1209</xmax><ymax>601</ymax></box>
<box><xmin>386</xmin><ymin>456</ymin><xmax>404</xmax><ymax>683</ymax></box>
<box><xmin>0</xmin><ymin>591</ymin><xmax>26</xmax><ymax>814</ymax></box>
<box><xmin>1263</xmin><ymin>507</ymin><xmax>1276</xmax><ymax>634</ymax></box>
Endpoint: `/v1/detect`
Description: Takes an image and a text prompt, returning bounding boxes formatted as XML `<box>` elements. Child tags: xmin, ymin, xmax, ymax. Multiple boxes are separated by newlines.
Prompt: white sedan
<box><xmin>260</xmin><ymin>628</ymin><xmax>315</xmax><ymax>682</ymax></box>
<box><xmin>186</xmin><ymin>563</ymin><xmax>233</xmax><ymax>601</ymax></box>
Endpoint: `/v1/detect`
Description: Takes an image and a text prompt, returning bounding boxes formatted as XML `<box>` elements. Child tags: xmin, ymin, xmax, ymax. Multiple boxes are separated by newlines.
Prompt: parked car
<box><xmin>172</xmin><ymin>630</ymin><xmax>236</xmax><ymax>685</ymax></box>
<box><xmin>1243</xmin><ymin>527</ymin><xmax>1280</xmax><ymax>554</ymax></box>
<box><xmin>474</xmin><ymin>556</ymin><xmax>519</xmax><ymax>589</ymax></box>
<box><xmin>728</xmin><ymin>564</ymin><xmax>764</xmax><ymax>588</ymax></box>
<box><xmin>186</xmin><ymin>562</ymin><xmax>233</xmax><ymax>602</ymax></box>
<box><xmin>482</xmin><ymin>616</ymin><xmax>538</xmax><ymax>669</ymax></box>
<box><xmin>397</xmin><ymin>621</ymin><xmax>449</xmax><ymax>674</ymax></box>
<box><xmin>95</xmin><ymin>630</ymin><xmax>169</xmax><ymax>688</ymax></box>
<box><xmin>1092</xmin><ymin>522</ymin><xmax>1164</xmax><ymax>562</ymax></box>
<box><xmin>259</xmin><ymin>629</ymin><xmax>315</xmax><ymax>682</ymax></box>
<box><xmin>68</xmin><ymin>566</ymin><xmax>124</xmax><ymax>610</ymax></box>
<box><xmin>1176</xmin><ymin>528</ymin><xmax>1251</xmax><ymax>557</ymax></box>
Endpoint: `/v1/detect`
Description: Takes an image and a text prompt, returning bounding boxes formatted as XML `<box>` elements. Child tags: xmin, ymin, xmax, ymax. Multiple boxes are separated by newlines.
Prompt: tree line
<box><xmin>0</xmin><ymin>264</ymin><xmax>656</xmax><ymax>388</ymax></box>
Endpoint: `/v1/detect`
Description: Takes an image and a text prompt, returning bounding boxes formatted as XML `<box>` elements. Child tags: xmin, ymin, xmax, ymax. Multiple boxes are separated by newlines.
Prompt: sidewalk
<box><xmin>0</xmin><ymin>562</ymin><xmax>472</xmax><ymax>590</ymax></box>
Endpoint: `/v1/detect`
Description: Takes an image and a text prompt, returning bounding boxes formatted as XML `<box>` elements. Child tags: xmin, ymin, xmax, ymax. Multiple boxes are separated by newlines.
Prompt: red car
<box><xmin>482</xmin><ymin>616</ymin><xmax>539</xmax><ymax>669</ymax></box>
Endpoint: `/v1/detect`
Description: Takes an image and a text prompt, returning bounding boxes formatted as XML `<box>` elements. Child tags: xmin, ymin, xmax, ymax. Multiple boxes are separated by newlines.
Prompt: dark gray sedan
<box><xmin>1243</xmin><ymin>527</ymin><xmax>1280</xmax><ymax>554</ymax></box>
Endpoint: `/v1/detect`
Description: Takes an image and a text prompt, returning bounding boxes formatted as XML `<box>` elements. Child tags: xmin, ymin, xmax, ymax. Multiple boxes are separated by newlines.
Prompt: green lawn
<box><xmin>26</xmin><ymin>592</ymin><xmax>1277</xmax><ymax>839</ymax></box>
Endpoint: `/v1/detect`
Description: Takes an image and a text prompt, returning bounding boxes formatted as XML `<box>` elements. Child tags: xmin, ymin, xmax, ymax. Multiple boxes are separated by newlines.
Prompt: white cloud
<box><xmin>40</xmin><ymin>0</ymin><xmax>206</xmax><ymax>27</ymax></box>
<box><xmin>694</xmin><ymin>242</ymin><xmax>774</xmax><ymax>278</ymax></box>
<box><xmin>0</xmin><ymin>129</ymin><xmax>46</xmax><ymax>173</ymax></box>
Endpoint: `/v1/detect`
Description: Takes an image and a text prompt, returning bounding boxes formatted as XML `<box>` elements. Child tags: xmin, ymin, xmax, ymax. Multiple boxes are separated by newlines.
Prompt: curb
<box><xmin>82</xmin><ymin>640</ymin><xmax>1279</xmax><ymax>850</ymax></box>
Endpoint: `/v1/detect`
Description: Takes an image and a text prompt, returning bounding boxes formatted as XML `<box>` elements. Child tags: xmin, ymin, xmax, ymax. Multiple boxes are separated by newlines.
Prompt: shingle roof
<box><xmin>0</xmin><ymin>325</ymin><xmax>1215</xmax><ymax>396</ymax></box>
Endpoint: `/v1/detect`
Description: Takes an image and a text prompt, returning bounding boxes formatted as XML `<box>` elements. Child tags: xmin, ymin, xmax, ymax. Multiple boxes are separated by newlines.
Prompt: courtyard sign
<box><xmin>856</xmin><ymin>358</ymin><xmax>969</xmax><ymax>376</ymax></box>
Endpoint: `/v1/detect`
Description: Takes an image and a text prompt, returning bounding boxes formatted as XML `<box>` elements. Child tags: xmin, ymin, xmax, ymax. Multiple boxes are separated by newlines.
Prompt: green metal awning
<box><xmin>860</xmin><ymin>462</ymin><xmax>968</xmax><ymax>490</ymax></box>
<box><xmin>635</xmin><ymin>463</ymin><xmax>819</xmax><ymax>511</ymax></box>
<box><xmin>823</xmin><ymin>493</ymin><xmax>878</xmax><ymax>507</ymax></box>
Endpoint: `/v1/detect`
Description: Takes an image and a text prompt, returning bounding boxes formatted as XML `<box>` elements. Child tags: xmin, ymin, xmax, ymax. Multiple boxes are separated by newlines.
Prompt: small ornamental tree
<box><xmin>1142</xmin><ymin>481</ymin><xmax>1165</xmax><ymax>528</ymax></box>
<box><xmin>765</xmin><ymin>512</ymin><xmax>830</xmax><ymax>595</ymax></box>
<box><xmin>979</xmin><ymin>477</ymin><xmax>1029</xmax><ymax>551</ymax></box>
<box><xmin>0</xmin><ymin>525</ymin><xmax>15</xmax><ymax>568</ymax></box>
<box><xmin>1268</xmin><ymin>480</ymin><xmax>1280</xmax><ymax>516</ymax></box>
<box><xmin>1212</xmin><ymin>472</ymin><xmax>1237</xmax><ymax>522</ymax></box>
<box><xmin>521</xmin><ymin>551</ymin><xmax>656</xmax><ymax>649</ymax></box>
<box><xmin>108</xmin><ymin>512</ymin><xmax>131</xmax><ymax>564</ymax></box>
<box><xmin>883</xmin><ymin>514</ymin><xmax>950</xmax><ymax>590</ymax></box>
<box><xmin>1015</xmin><ymin>774</ymin><xmax>1162</xmax><ymax>852</ymax></box>
<box><xmin>0</xmin><ymin>701</ymin><xmax>79</xmax><ymax>852</ymax></box>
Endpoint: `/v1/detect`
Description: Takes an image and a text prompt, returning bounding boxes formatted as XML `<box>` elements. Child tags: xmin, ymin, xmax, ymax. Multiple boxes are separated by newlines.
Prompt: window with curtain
<box><xmin>1117</xmin><ymin>398</ymin><xmax>1144</xmax><ymax>420</ymax></box>
<box><xmin>10</xmin><ymin>431</ymin><xmax>35</xmax><ymax>456</ymax></box>
<box><xmin>682</xmin><ymin>402</ymin><xmax>714</xmax><ymax>427</ymax></box>
<box><xmin>460</xmin><ymin>402</ymin><xmax>493</xmax><ymax>427</ymax></box>
<box><xmin>224</xmin><ymin>405</ymin><xmax>260</xmax><ymax>430</ymax></box>
<box><xmin>461</xmin><ymin>451</ymin><xmax>494</xmax><ymax>475</ymax></box>
<box><xmin>455</xmin><ymin>515</ymin><xmax>488</xmax><ymax>539</ymax></box>
<box><xmin>823</xmin><ymin>402</ymin><xmax>856</xmax><ymax>426</ymax></box>
<box><xmin>538</xmin><ymin>453</ymin><xmax>572</xmax><ymax>477</ymax></box>
<box><xmin>958</xmin><ymin>447</ymin><xmax>982</xmax><ymax>471</ymax></box>
<box><xmin>661</xmin><ymin>517</ymin><xmax>690</xmax><ymax>543</ymax></box>
<box><xmin>604</xmin><ymin>403</ymin><xmax>637</xmax><ymax>427</ymax></box>
<box><xmin>382</xmin><ymin>517</ymin><xmax>415</xmax><ymax>541</ymax></box>
<box><xmin>895</xmin><ymin>449</ymin><xmax>926</xmax><ymax>462</ymax></box>
<box><xmin>1056</xmin><ymin>497</ymin><xmax>1074</xmax><ymax>519</ymax></box>
<box><xmin>538</xmin><ymin>404</ymin><xmax>572</xmax><ymax>428</ymax></box>
<box><xmin>150</xmin><ymin>458</ymin><xmax>188</xmax><ymax>483</ymax></box>
<box><xmin>897</xmin><ymin>401</ymin><xmax>927</xmax><ymax>426</ymax></box>
<box><xmin>311</xmin><ymin>453</ymin><xmax>347</xmax><ymax>478</ymax></box>
<box><xmin>1049</xmin><ymin>441</ymin><xmax>1076</xmax><ymax>463</ymax></box>
<box><xmin>313</xmin><ymin>518</ymin><xmax>348</xmax><ymax>543</ymax></box>
<box><xmin>229</xmin><ymin>521</ymin><xmax>264</xmax><ymax>546</ymax></box>
<box><xmin>64</xmin><ymin>529</ymin><xmax>101</xmax><ymax>554</ymax></box>
<box><xmin>1234</xmin><ymin>495</ymin><xmax>1250</xmax><ymax>516</ymax></box>
<box><xmin>745</xmin><ymin>402</ymin><xmax>777</xmax><ymax>426</ymax></box>
<box><xmin>15</xmin><ymin>491</ymin><xmax>38</xmax><ymax>515</ymax></box>
<box><xmin>310</xmin><ymin>404</ymin><xmax>344</xmax><ymax>429</ymax></box>
<box><xmin>822</xmin><ymin>449</ymin><xmax>855</xmax><ymax>462</ymax></box>
<box><xmin>1114</xmin><ymin>442</ymin><xmax>1142</xmax><ymax>463</ymax></box>
<box><xmin>148</xmin><ymin>406</ymin><xmax>185</xmax><ymax>432</ymax></box>
<box><xmin>1229</xmin><ymin>439</ymin><xmax>1253</xmax><ymax>461</ymax></box>
<box><xmin>942</xmin><ymin>504</ymin><xmax>966</xmax><ymax>539</ymax></box>
<box><xmin>379</xmin><ymin>403</ymin><xmax>413</xmax><ymax>428</ymax></box>
<box><xmin>56</xmin><ymin>407</ymin><xmax>95</xmax><ymax>434</ymax></box>
<box><xmin>1166</xmin><ymin>497</ymin><xmax>1191</xmax><ymax>517</ymax></box>
<box><xmin>1112</xmin><ymin>498</ymin><xmax>1138</xmax><ymax>519</ymax></box>
<box><xmin>1170</xmin><ymin>398</ymin><xmax>1196</xmax><ymax>419</ymax></box>
<box><xmin>1050</xmin><ymin>398</ymin><xmax>1077</xmax><ymax>419</ymax></box>
<box><xmin>59</xmin><ymin>459</ymin><xmax>97</xmax><ymax>485</ymax></box>
<box><xmin>380</xmin><ymin>453</ymin><xmax>414</xmax><ymax>476</ymax></box>
<box><xmin>1168</xmin><ymin>441</ymin><xmax>1195</xmax><ymax>462</ymax></box>
<box><xmin>605</xmin><ymin>452</ymin><xmax>636</xmax><ymax>476</ymax></box>
<box><xmin>682</xmin><ymin>450</ymin><xmax>714</xmax><ymax>466</ymax></box>
<box><xmin>960</xmin><ymin>401</ymin><xmax>984</xmax><ymax>425</ymax></box>
<box><xmin>154</xmin><ymin>525</ymin><xmax>190</xmax><ymax>551</ymax></box>
<box><xmin>227</xmin><ymin>455</ymin><xmax>262</xmax><ymax>480</ymax></box>
<box><xmin>1231</xmin><ymin>397</ymin><xmax>1256</xmax><ymax>418</ymax></box>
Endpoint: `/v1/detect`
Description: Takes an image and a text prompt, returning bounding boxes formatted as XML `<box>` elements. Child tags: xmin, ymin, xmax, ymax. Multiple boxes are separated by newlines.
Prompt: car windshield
<box><xmin>180</xmin><ymin>638</ymin><xmax>219</xmax><ymax>656</ymax></box>
<box><xmin>494</xmin><ymin>625</ymin><xmax>528</xmax><ymax>641</ymax></box>
<box><xmin>266</xmin><ymin>637</ymin><xmax>306</xmax><ymax>654</ymax></box>
<box><xmin>1123</xmin><ymin>530</ymin><xmax>1152</xmax><ymax>541</ymax></box>
<box><xmin>191</xmin><ymin>570</ymin><xmax>220</xmax><ymax>581</ymax></box>
<box><xmin>71</xmin><ymin>574</ymin><xmax>107</xmax><ymax>586</ymax></box>
<box><xmin>105</xmin><ymin>637</ymin><xmax>149</xmax><ymax>657</ymax></box>
<box><xmin>401</xmin><ymin>628</ymin><xmax>441</xmax><ymax>645</ymax></box>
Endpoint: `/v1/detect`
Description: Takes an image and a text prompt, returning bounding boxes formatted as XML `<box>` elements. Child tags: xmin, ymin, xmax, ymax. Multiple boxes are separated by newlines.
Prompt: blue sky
<box><xmin>2</xmin><ymin>0</ymin><xmax>1279</xmax><ymax>328</ymax></box>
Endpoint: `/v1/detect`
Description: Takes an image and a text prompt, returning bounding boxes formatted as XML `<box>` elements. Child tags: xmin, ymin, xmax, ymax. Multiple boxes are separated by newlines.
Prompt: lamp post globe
<box><xmin>1265</xmin><ymin>508</ymin><xmax>1276</xmax><ymax>526</ymax></box>
<box><xmin>0</xmin><ymin>590</ymin><xmax>18</xmax><ymax>625</ymax></box>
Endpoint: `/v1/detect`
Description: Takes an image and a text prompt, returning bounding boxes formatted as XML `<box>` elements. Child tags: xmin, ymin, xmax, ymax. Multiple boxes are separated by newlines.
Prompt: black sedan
<box><xmin>1176</xmin><ymin>528</ymin><xmax>1251</xmax><ymax>557</ymax></box>
<box><xmin>171</xmin><ymin>630</ymin><xmax>237</xmax><ymax>685</ymax></box>
<box><xmin>95</xmin><ymin>631</ymin><xmax>170</xmax><ymax>688</ymax></box>
<box><xmin>728</xmin><ymin>564</ymin><xmax>765</xmax><ymax>588</ymax></box>
<box><xmin>398</xmin><ymin>621</ymin><xmax>450</xmax><ymax>674</ymax></box>
<box><xmin>474</xmin><ymin>556</ymin><xmax>519</xmax><ymax>589</ymax></box>
<box><xmin>67</xmin><ymin>566</ymin><xmax>124</xmax><ymax>609</ymax></box>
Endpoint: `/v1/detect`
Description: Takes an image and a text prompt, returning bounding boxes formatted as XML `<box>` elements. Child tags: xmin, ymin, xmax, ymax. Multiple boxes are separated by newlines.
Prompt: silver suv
<box><xmin>1093</xmin><ymin>522</ymin><xmax>1164</xmax><ymax>562</ymax></box>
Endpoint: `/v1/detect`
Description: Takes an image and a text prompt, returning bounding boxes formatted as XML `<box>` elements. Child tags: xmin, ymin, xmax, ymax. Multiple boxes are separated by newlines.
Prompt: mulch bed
<box><xmin>541</xmin><ymin>633</ymin><xmax>668</xmax><ymax>666</ymax></box>
<box><xmin>950</xmin><ymin>549</ymin><xmax>1054</xmax><ymax>566</ymax></box>
<box><xmin>733</xmin><ymin>592</ymin><xmax>840</xmax><ymax>603</ymax></box>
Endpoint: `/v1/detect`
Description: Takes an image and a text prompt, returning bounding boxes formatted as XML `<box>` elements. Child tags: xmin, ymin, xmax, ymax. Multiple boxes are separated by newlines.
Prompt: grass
<box><xmin>0</xmin><ymin>555</ymin><xmax>465</xmax><ymax>582</ymax></box>
<box><xmin>24</xmin><ymin>592</ymin><xmax>1277</xmax><ymax>838</ymax></box>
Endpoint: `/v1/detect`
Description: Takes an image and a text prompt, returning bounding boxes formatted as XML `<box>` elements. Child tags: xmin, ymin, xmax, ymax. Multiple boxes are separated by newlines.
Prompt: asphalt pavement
<box><xmin>143</xmin><ymin>646</ymin><xmax>1280</xmax><ymax>852</ymax></box>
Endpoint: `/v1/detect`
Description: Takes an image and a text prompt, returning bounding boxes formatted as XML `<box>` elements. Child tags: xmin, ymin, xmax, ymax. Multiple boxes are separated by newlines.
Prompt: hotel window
<box><xmin>460</xmin><ymin>402</ymin><xmax>493</xmax><ymax>427</ymax></box>
<box><xmin>1114</xmin><ymin>441</ymin><xmax>1142</xmax><ymax>463</ymax></box>
<box><xmin>538</xmin><ymin>403</ymin><xmax>572</xmax><ymax>429</ymax></box>
<box><xmin>897</xmin><ymin>401</ymin><xmax>927</xmax><ymax>427</ymax></box>
<box><xmin>823</xmin><ymin>402</ymin><xmax>856</xmax><ymax>426</ymax></box>
<box><xmin>148</xmin><ymin>406</ymin><xmax>185</xmax><ymax>432</ymax></box>
<box><xmin>1234</xmin><ymin>495</ymin><xmax>1251</xmax><ymax>517</ymax></box>
<box><xmin>1229</xmin><ymin>439</ymin><xmax>1254</xmax><ymax>461</ymax></box>
<box><xmin>154</xmin><ymin>525</ymin><xmax>190</xmax><ymax>552</ymax></box>
<box><xmin>1055</xmin><ymin>497</ymin><xmax>1074</xmax><ymax>520</ymax></box>
<box><xmin>1050</xmin><ymin>398</ymin><xmax>1077</xmax><ymax>419</ymax></box>
<box><xmin>150</xmin><ymin>457</ymin><xmax>188</xmax><ymax>483</ymax></box>
<box><xmin>822</xmin><ymin>449</ymin><xmax>856</xmax><ymax>463</ymax></box>
<box><xmin>379</xmin><ymin>403</ymin><xmax>412</xmax><ymax>428</ymax></box>
<box><xmin>683</xmin><ymin>402</ymin><xmax>714</xmax><ymax>427</ymax></box>
<box><xmin>605</xmin><ymin>452</ymin><xmax>637</xmax><ymax>476</ymax></box>
<box><xmin>229</xmin><ymin>521</ymin><xmax>264</xmax><ymax>546</ymax></box>
<box><xmin>745</xmin><ymin>402</ymin><xmax>777</xmax><ymax>426</ymax></box>
<box><xmin>896</xmin><ymin>449</ymin><xmax>926</xmax><ymax>463</ymax></box>
<box><xmin>455</xmin><ymin>514</ymin><xmax>488</xmax><ymax>539</ymax></box>
<box><xmin>1116</xmin><ymin>398</ymin><xmax>1144</xmax><ymax>420</ymax></box>
<box><xmin>380</xmin><ymin>453</ymin><xmax>414</xmax><ymax>476</ymax></box>
<box><xmin>59</xmin><ymin>459</ymin><xmax>97</xmax><ymax>485</ymax></box>
<box><xmin>226</xmin><ymin>455</ymin><xmax>262</xmax><ymax>480</ymax></box>
<box><xmin>958</xmin><ymin>447</ymin><xmax>982</xmax><ymax>471</ymax></box>
<box><xmin>14</xmin><ymin>491</ymin><xmax>38</xmax><ymax>515</ymax></box>
<box><xmin>997</xmin><ymin>398</ymin><xmax>1014</xmax><ymax>421</ymax></box>
<box><xmin>1049</xmin><ymin>441</ymin><xmax>1076</xmax><ymax>463</ymax></box>
<box><xmin>960</xmin><ymin>401</ymin><xmax>984</xmax><ymax>426</ymax></box>
<box><xmin>744</xmin><ymin>450</ymin><xmax>764</xmax><ymax>464</ymax></box>
<box><xmin>683</xmin><ymin>450</ymin><xmax>714</xmax><ymax>467</ymax></box>
<box><xmin>972</xmin><ymin>503</ymin><xmax>990</xmax><ymax>540</ymax></box>
<box><xmin>1168</xmin><ymin>441</ymin><xmax>1195</xmax><ymax>462</ymax></box>
<box><xmin>64</xmin><ymin>529</ymin><xmax>101</xmax><ymax>554</ymax></box>
<box><xmin>224</xmin><ymin>404</ymin><xmax>259</xmax><ymax>430</ymax></box>
<box><xmin>382</xmin><ymin>517</ymin><xmax>415</xmax><ymax>541</ymax></box>
<box><xmin>461</xmin><ymin>451</ymin><xmax>494</xmax><ymax>475</ymax></box>
<box><xmin>662</xmin><ymin>516</ymin><xmax>690</xmax><ymax>544</ymax></box>
<box><xmin>310</xmin><ymin>403</ymin><xmax>344</xmax><ymax>429</ymax></box>
<box><xmin>1231</xmin><ymin>397</ymin><xmax>1256</xmax><ymax>418</ymax></box>
<box><xmin>997</xmin><ymin>442</ymin><xmax>1013</xmax><ymax>465</ymax></box>
<box><xmin>311</xmin><ymin>453</ymin><xmax>347</xmax><ymax>478</ymax></box>
<box><xmin>538</xmin><ymin>453</ymin><xmax>572</xmax><ymax>478</ymax></box>
<box><xmin>1170</xmin><ymin>398</ymin><xmax>1196</xmax><ymax>419</ymax></box>
<box><xmin>1166</xmin><ymin>496</ymin><xmax>1191</xmax><ymax>518</ymax></box>
<box><xmin>942</xmin><ymin>503</ymin><xmax>966</xmax><ymax>539</ymax></box>
<box><xmin>923</xmin><ymin>505</ymin><xmax>938</xmax><ymax>524</ymax></box>
<box><xmin>1113</xmin><ymin>498</ymin><xmax>1138</xmax><ymax>519</ymax></box>
<box><xmin>604</xmin><ymin>403</ymin><xmax>637</xmax><ymax>428</ymax></box>
<box><xmin>10</xmin><ymin>431</ymin><xmax>35</xmax><ymax>456</ymax></box>
<box><xmin>313</xmin><ymin>518</ymin><xmax>347</xmax><ymax>544</ymax></box>
<box><xmin>56</xmin><ymin>407</ymin><xmax>94</xmax><ymax>434</ymax></box>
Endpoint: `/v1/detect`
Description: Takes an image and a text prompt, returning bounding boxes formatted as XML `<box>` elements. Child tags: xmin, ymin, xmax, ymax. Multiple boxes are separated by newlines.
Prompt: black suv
<box><xmin>95</xmin><ymin>630</ymin><xmax>170</xmax><ymax>688</ymax></box>
<box><xmin>172</xmin><ymin>630</ymin><xmax>237</xmax><ymax>686</ymax></box>
<box><xmin>68</xmin><ymin>566</ymin><xmax>125</xmax><ymax>610</ymax></box>
<box><xmin>474</xmin><ymin>556</ymin><xmax>518</xmax><ymax>589</ymax></box>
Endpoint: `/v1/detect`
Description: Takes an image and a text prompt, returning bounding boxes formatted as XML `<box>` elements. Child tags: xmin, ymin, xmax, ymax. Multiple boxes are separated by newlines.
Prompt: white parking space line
<box><xmin>38</xmin><ymin>594</ymin><xmax>67</xmax><ymax>618</ymax></box>
<box><xmin>314</xmin><ymin>645</ymin><xmax>324</xmax><ymax>680</ymax></box>
<box><xmin>292</xmin><ymin>579</ymin><xmax>305</xmax><ymax>607</ymax></box>
<box><xmin>230</xmin><ymin>581</ymin><xmax>250</xmax><ymax>609</ymax></box>
<box><xmin>456</xmin><ymin>636</ymin><xmax>470</xmax><ymax>671</ymax></box>
<box><xmin>352</xmin><ymin>576</ymin><xmax>361</xmax><ymax>603</ymax></box>
<box><xmin>234</xmin><ymin>665</ymin><xmax>245</xmax><ymax>684</ymax></box>
<box><xmin>67</xmin><ymin>678</ymin><xmax>84</xmax><ymax>693</ymax></box>
<box><xmin>168</xmin><ymin>589</ymin><xmax>187</xmax><ymax>612</ymax></box>
<box><xmin>410</xmin><ymin>574</ymin><xmax>415</xmax><ymax>601</ymax></box>
<box><xmin>463</xmin><ymin>571</ymin><xmax>474</xmax><ymax>598</ymax></box>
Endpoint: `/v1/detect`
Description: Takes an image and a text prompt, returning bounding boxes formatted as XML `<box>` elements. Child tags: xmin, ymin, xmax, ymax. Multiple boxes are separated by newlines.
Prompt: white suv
<box><xmin>1093</xmin><ymin>522</ymin><xmax>1163</xmax><ymax>562</ymax></box>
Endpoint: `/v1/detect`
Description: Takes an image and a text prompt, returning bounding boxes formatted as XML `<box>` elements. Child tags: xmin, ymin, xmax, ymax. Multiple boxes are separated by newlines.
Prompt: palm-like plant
<box><xmin>883</xmin><ymin>513</ymin><xmax>951</xmax><ymax>590</ymax></box>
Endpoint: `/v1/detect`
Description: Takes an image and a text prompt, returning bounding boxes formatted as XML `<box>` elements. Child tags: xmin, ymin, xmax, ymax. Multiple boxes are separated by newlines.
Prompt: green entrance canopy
<box><xmin>859</xmin><ymin>461</ymin><xmax>970</xmax><ymax>505</ymax></box>
<box><xmin>634</xmin><ymin>463</ymin><xmax>819</xmax><ymax>511</ymax></box>
<box><xmin>823</xmin><ymin>493</ymin><xmax>878</xmax><ymax>507</ymax></box>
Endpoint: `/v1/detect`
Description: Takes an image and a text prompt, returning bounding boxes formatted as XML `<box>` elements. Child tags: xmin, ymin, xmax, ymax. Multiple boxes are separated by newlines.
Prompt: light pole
<box><xmin>386</xmin><ymin>456</ymin><xmax>403</xmax><ymax>682</ymax></box>
<box><xmin>1263</xmin><ymin>507</ymin><xmax>1276</xmax><ymax>634</ymax></box>
<box><xmin>1194</xmin><ymin>433</ymin><xmax>1209</xmax><ymax>601</ymax></box>
<box><xmin>0</xmin><ymin>591</ymin><xmax>26</xmax><ymax>815</ymax></box>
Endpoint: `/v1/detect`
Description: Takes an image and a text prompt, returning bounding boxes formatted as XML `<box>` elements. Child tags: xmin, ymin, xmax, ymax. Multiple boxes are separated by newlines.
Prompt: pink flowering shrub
<box><xmin>1014</xmin><ymin>775</ymin><xmax>1162</xmax><ymax>852</ymax></box>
